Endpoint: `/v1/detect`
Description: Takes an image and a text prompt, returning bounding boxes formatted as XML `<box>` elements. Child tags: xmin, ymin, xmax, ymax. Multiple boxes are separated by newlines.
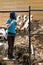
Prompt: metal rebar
<box><xmin>29</xmin><ymin>6</ymin><xmax>31</xmax><ymax>65</ymax></box>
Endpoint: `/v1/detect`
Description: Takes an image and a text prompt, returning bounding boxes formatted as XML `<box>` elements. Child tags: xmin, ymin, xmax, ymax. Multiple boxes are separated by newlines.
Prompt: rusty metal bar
<box><xmin>29</xmin><ymin>6</ymin><xmax>31</xmax><ymax>65</ymax></box>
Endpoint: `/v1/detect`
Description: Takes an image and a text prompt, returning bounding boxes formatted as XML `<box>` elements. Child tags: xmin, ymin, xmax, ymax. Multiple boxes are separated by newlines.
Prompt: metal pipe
<box><xmin>29</xmin><ymin>6</ymin><xmax>31</xmax><ymax>65</ymax></box>
<box><xmin>0</xmin><ymin>11</ymin><xmax>29</xmax><ymax>13</ymax></box>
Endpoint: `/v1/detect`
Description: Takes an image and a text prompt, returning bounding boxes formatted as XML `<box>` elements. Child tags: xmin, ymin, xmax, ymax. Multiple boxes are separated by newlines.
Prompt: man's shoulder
<box><xmin>6</xmin><ymin>18</ymin><xmax>11</xmax><ymax>24</ymax></box>
<box><xmin>7</xmin><ymin>18</ymin><xmax>11</xmax><ymax>21</ymax></box>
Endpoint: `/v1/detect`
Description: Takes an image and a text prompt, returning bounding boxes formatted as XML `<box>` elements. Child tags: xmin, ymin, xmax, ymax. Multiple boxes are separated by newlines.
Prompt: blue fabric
<box><xmin>6</xmin><ymin>19</ymin><xmax>17</xmax><ymax>34</ymax></box>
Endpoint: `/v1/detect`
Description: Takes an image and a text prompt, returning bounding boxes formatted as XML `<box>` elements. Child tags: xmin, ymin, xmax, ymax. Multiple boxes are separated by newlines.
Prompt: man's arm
<box><xmin>6</xmin><ymin>20</ymin><xmax>16</xmax><ymax>28</ymax></box>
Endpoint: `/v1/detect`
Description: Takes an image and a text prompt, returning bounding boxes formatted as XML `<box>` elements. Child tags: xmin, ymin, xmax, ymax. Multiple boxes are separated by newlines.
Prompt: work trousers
<box><xmin>7</xmin><ymin>32</ymin><xmax>15</xmax><ymax>57</ymax></box>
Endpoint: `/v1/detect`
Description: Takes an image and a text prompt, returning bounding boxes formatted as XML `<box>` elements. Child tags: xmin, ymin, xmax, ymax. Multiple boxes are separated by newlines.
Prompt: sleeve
<box><xmin>6</xmin><ymin>19</ymin><xmax>11</xmax><ymax>24</ymax></box>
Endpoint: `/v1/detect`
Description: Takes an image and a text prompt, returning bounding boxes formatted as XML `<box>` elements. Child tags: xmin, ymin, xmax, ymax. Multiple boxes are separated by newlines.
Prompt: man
<box><xmin>3</xmin><ymin>11</ymin><xmax>17</xmax><ymax>60</ymax></box>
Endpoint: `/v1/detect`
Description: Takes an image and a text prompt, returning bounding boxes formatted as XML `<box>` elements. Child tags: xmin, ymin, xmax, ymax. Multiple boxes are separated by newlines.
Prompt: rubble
<box><xmin>0</xmin><ymin>19</ymin><xmax>43</xmax><ymax>65</ymax></box>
